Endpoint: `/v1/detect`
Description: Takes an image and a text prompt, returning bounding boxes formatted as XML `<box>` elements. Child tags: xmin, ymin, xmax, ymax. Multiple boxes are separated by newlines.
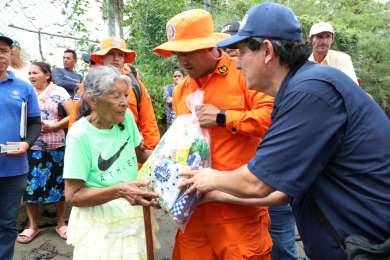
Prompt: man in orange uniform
<box><xmin>154</xmin><ymin>9</ymin><xmax>274</xmax><ymax>260</ymax></box>
<box><xmin>70</xmin><ymin>37</ymin><xmax>160</xmax><ymax>149</ymax></box>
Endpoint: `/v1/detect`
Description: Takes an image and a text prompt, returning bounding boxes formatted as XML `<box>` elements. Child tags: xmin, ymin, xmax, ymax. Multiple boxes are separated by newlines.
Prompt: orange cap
<box><xmin>154</xmin><ymin>9</ymin><xmax>229</xmax><ymax>56</ymax></box>
<box><xmin>91</xmin><ymin>37</ymin><xmax>136</xmax><ymax>64</ymax></box>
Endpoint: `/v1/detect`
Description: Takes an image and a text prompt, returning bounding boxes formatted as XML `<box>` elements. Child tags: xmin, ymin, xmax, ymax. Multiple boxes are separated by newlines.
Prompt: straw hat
<box><xmin>154</xmin><ymin>9</ymin><xmax>229</xmax><ymax>56</ymax></box>
<box><xmin>91</xmin><ymin>37</ymin><xmax>136</xmax><ymax>64</ymax></box>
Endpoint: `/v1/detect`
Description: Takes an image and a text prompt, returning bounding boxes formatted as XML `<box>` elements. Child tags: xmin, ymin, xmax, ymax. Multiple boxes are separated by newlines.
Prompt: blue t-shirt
<box><xmin>248</xmin><ymin>62</ymin><xmax>390</xmax><ymax>260</ymax></box>
<box><xmin>52</xmin><ymin>67</ymin><xmax>83</xmax><ymax>96</ymax></box>
<box><xmin>0</xmin><ymin>71</ymin><xmax>41</xmax><ymax>177</ymax></box>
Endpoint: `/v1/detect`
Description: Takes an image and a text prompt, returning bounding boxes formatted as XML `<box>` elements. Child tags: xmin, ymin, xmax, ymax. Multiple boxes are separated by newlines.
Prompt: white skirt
<box><xmin>67</xmin><ymin>198</ymin><xmax>159</xmax><ymax>260</ymax></box>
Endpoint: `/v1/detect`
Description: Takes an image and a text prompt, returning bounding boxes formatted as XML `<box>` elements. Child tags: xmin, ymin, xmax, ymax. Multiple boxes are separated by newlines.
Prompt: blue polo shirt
<box><xmin>0</xmin><ymin>71</ymin><xmax>40</xmax><ymax>177</ymax></box>
<box><xmin>248</xmin><ymin>62</ymin><xmax>390</xmax><ymax>260</ymax></box>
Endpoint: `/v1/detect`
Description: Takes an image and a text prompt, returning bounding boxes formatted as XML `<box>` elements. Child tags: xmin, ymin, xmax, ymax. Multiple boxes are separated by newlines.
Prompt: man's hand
<box><xmin>195</xmin><ymin>104</ymin><xmax>220</xmax><ymax>128</ymax></box>
<box><xmin>2</xmin><ymin>141</ymin><xmax>29</xmax><ymax>156</ymax></box>
<box><xmin>178</xmin><ymin>168</ymin><xmax>221</xmax><ymax>195</ymax></box>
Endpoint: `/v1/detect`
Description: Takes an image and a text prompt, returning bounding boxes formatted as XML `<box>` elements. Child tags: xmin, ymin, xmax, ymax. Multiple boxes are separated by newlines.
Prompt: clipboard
<box><xmin>20</xmin><ymin>101</ymin><xmax>27</xmax><ymax>139</ymax></box>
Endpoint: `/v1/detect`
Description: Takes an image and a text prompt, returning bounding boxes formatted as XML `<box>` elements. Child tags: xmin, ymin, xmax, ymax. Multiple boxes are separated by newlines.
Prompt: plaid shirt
<box><xmin>32</xmin><ymin>83</ymin><xmax>70</xmax><ymax>150</ymax></box>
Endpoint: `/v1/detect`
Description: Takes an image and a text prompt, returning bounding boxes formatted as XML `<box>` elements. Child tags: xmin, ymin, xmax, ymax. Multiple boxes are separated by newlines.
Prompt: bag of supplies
<box><xmin>139</xmin><ymin>90</ymin><xmax>210</xmax><ymax>229</ymax></box>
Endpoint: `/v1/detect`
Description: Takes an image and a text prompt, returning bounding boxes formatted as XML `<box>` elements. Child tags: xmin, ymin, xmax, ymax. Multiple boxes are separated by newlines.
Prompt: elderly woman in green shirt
<box><xmin>63</xmin><ymin>66</ymin><xmax>158</xmax><ymax>260</ymax></box>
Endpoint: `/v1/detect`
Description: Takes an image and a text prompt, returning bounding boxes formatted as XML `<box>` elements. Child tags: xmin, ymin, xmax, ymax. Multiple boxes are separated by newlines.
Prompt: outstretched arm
<box><xmin>65</xmin><ymin>179</ymin><xmax>158</xmax><ymax>207</ymax></box>
<box><xmin>179</xmin><ymin>165</ymin><xmax>276</xmax><ymax>199</ymax></box>
<box><xmin>200</xmin><ymin>190</ymin><xmax>289</xmax><ymax>207</ymax></box>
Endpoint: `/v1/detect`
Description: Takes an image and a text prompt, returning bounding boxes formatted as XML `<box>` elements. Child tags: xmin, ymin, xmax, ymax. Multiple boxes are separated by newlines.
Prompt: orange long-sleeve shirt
<box><xmin>173</xmin><ymin>54</ymin><xmax>274</xmax><ymax>171</ymax></box>
<box><xmin>173</xmin><ymin>53</ymin><xmax>274</xmax><ymax>222</ymax></box>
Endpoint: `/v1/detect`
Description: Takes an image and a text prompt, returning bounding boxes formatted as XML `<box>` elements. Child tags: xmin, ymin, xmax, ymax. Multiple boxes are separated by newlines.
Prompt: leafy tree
<box><xmin>122</xmin><ymin>0</ymin><xmax>187</xmax><ymax>131</ymax></box>
<box><xmin>107</xmin><ymin>0</ymin><xmax>390</xmax><ymax>125</ymax></box>
<box><xmin>282</xmin><ymin>0</ymin><xmax>390</xmax><ymax>114</ymax></box>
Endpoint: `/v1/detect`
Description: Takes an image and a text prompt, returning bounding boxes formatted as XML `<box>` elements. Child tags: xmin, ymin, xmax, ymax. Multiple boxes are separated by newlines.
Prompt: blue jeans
<box><xmin>269</xmin><ymin>205</ymin><xmax>299</xmax><ymax>260</ymax></box>
<box><xmin>0</xmin><ymin>174</ymin><xmax>27</xmax><ymax>260</ymax></box>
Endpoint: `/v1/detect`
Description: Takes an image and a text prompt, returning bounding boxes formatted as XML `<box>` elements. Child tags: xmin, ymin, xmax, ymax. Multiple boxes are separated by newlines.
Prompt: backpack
<box><xmin>128</xmin><ymin>65</ymin><xmax>142</xmax><ymax>116</ymax></box>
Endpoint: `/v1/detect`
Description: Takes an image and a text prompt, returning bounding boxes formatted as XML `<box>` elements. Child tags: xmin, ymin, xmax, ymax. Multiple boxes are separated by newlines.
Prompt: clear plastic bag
<box><xmin>139</xmin><ymin>90</ymin><xmax>210</xmax><ymax>229</ymax></box>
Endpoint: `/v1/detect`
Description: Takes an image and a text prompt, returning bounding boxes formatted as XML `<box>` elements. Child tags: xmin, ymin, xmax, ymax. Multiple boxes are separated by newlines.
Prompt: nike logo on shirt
<box><xmin>97</xmin><ymin>136</ymin><xmax>131</xmax><ymax>171</ymax></box>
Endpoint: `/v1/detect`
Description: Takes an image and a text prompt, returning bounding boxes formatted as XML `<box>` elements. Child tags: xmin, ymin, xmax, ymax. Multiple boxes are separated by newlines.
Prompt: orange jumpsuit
<box><xmin>172</xmin><ymin>54</ymin><xmax>274</xmax><ymax>260</ymax></box>
<box><xmin>68</xmin><ymin>72</ymin><xmax>160</xmax><ymax>150</ymax></box>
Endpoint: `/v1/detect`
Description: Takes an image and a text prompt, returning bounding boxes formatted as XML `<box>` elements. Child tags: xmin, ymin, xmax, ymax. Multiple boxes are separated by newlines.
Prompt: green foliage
<box><xmin>67</xmin><ymin>0</ymin><xmax>91</xmax><ymax>50</ymax></box>
<box><xmin>120</xmin><ymin>0</ymin><xmax>390</xmax><ymax>121</ymax></box>
<box><xmin>122</xmin><ymin>0</ymin><xmax>187</xmax><ymax>130</ymax></box>
<box><xmin>286</xmin><ymin>0</ymin><xmax>390</xmax><ymax>115</ymax></box>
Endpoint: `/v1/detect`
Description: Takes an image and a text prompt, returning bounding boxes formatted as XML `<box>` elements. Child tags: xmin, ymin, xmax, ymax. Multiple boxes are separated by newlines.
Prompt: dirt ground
<box><xmin>13</xmin><ymin>205</ymin><xmax>306</xmax><ymax>260</ymax></box>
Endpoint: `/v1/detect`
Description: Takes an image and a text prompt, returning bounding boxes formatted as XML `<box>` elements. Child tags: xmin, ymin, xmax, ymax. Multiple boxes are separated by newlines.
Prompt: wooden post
<box><xmin>106</xmin><ymin>0</ymin><xmax>116</xmax><ymax>36</ymax></box>
<box><xmin>143</xmin><ymin>206</ymin><xmax>154</xmax><ymax>260</ymax></box>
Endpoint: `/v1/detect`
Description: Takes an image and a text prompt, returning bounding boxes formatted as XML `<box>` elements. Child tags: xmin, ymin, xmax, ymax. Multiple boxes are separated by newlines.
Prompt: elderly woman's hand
<box><xmin>118</xmin><ymin>180</ymin><xmax>159</xmax><ymax>206</ymax></box>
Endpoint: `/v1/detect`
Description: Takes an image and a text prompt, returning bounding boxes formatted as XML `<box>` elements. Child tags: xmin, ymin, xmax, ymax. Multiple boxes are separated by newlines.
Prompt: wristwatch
<box><xmin>216</xmin><ymin>110</ymin><xmax>226</xmax><ymax>126</ymax></box>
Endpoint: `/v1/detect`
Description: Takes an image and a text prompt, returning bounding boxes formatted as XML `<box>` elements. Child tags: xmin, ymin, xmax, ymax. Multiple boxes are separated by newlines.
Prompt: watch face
<box><xmin>216</xmin><ymin>111</ymin><xmax>226</xmax><ymax>126</ymax></box>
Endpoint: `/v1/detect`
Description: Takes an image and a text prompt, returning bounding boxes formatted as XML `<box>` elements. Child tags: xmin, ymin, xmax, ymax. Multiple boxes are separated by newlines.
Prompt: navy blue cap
<box><xmin>218</xmin><ymin>3</ymin><xmax>303</xmax><ymax>48</ymax></box>
<box><xmin>81</xmin><ymin>46</ymin><xmax>100</xmax><ymax>64</ymax></box>
<box><xmin>81</xmin><ymin>52</ymin><xmax>91</xmax><ymax>64</ymax></box>
<box><xmin>0</xmin><ymin>32</ymin><xmax>13</xmax><ymax>47</ymax></box>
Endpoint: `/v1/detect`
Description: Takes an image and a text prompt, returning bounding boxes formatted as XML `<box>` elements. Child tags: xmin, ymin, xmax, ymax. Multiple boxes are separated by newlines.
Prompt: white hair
<box><xmin>83</xmin><ymin>65</ymin><xmax>131</xmax><ymax>98</ymax></box>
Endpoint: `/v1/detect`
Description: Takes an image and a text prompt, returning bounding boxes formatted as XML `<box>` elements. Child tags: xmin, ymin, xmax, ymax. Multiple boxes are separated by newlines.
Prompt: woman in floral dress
<box><xmin>17</xmin><ymin>62</ymin><xmax>72</xmax><ymax>243</ymax></box>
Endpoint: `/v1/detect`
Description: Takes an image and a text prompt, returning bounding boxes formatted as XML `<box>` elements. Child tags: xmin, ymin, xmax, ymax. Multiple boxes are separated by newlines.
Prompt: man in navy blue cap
<box><xmin>221</xmin><ymin>6</ymin><xmax>300</xmax><ymax>260</ymax></box>
<box><xmin>0</xmin><ymin>32</ymin><xmax>41</xmax><ymax>260</ymax></box>
<box><xmin>179</xmin><ymin>3</ymin><xmax>390</xmax><ymax>260</ymax></box>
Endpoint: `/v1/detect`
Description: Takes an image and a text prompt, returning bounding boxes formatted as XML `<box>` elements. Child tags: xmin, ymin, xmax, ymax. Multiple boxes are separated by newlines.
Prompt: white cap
<box><xmin>309</xmin><ymin>22</ymin><xmax>334</xmax><ymax>37</ymax></box>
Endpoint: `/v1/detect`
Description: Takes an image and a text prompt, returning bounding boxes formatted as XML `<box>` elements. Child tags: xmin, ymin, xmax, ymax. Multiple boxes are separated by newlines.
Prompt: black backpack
<box><xmin>128</xmin><ymin>65</ymin><xmax>142</xmax><ymax>116</ymax></box>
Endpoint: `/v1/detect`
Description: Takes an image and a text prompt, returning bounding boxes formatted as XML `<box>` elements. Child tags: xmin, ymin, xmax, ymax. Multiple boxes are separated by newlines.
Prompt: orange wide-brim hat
<box><xmin>154</xmin><ymin>9</ymin><xmax>229</xmax><ymax>56</ymax></box>
<box><xmin>91</xmin><ymin>37</ymin><xmax>136</xmax><ymax>64</ymax></box>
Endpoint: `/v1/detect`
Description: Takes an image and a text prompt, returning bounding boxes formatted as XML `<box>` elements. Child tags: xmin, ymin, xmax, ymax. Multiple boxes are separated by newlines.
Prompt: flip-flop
<box><xmin>55</xmin><ymin>225</ymin><xmax>67</xmax><ymax>240</ymax></box>
<box><xmin>17</xmin><ymin>228</ymin><xmax>40</xmax><ymax>244</ymax></box>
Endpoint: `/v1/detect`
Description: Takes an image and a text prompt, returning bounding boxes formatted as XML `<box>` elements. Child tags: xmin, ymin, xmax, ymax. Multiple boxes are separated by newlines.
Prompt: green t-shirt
<box><xmin>63</xmin><ymin>110</ymin><xmax>141</xmax><ymax>188</ymax></box>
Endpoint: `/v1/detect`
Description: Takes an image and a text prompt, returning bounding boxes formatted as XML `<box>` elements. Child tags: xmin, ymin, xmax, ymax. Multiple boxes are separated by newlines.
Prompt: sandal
<box><xmin>55</xmin><ymin>225</ymin><xmax>67</xmax><ymax>240</ymax></box>
<box><xmin>17</xmin><ymin>228</ymin><xmax>40</xmax><ymax>244</ymax></box>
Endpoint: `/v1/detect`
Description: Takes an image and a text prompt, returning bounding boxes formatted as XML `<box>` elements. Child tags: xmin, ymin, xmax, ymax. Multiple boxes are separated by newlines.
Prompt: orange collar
<box><xmin>185</xmin><ymin>53</ymin><xmax>231</xmax><ymax>91</ymax></box>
